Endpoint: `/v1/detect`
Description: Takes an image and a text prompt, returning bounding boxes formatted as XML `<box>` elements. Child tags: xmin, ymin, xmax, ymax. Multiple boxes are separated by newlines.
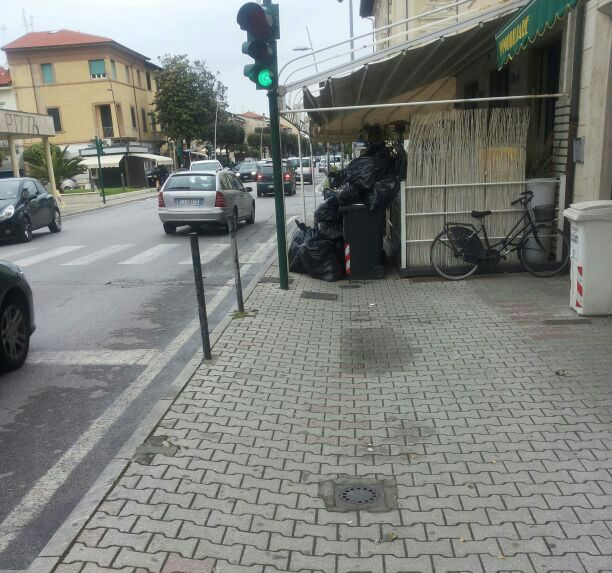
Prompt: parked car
<box><xmin>236</xmin><ymin>162</ymin><xmax>259</xmax><ymax>182</ymax></box>
<box><xmin>158</xmin><ymin>170</ymin><xmax>255</xmax><ymax>234</ymax></box>
<box><xmin>287</xmin><ymin>157</ymin><xmax>314</xmax><ymax>183</ymax></box>
<box><xmin>256</xmin><ymin>165</ymin><xmax>295</xmax><ymax>197</ymax></box>
<box><xmin>0</xmin><ymin>178</ymin><xmax>62</xmax><ymax>243</ymax></box>
<box><xmin>0</xmin><ymin>261</ymin><xmax>35</xmax><ymax>371</ymax></box>
<box><xmin>319</xmin><ymin>155</ymin><xmax>342</xmax><ymax>173</ymax></box>
<box><xmin>190</xmin><ymin>159</ymin><xmax>223</xmax><ymax>172</ymax></box>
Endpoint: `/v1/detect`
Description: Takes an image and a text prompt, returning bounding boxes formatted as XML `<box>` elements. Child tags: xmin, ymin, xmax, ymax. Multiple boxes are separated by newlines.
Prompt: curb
<box><xmin>61</xmin><ymin>190</ymin><xmax>157</xmax><ymax>218</ymax></box>
<box><xmin>27</xmin><ymin>248</ymin><xmax>281</xmax><ymax>573</ymax></box>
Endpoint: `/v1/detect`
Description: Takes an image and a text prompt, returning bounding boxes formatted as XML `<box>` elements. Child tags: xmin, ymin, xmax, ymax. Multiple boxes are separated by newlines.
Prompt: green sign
<box><xmin>496</xmin><ymin>0</ymin><xmax>579</xmax><ymax>68</ymax></box>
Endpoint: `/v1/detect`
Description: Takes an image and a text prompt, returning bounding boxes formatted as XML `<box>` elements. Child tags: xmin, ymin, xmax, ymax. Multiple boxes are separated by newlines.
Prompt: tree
<box><xmin>26</xmin><ymin>145</ymin><xmax>86</xmax><ymax>189</ymax></box>
<box><xmin>22</xmin><ymin>142</ymin><xmax>60</xmax><ymax>166</ymax></box>
<box><xmin>247</xmin><ymin>127</ymin><xmax>272</xmax><ymax>158</ymax></box>
<box><xmin>154</xmin><ymin>54</ymin><xmax>226</xmax><ymax>160</ymax></box>
<box><xmin>215</xmin><ymin>121</ymin><xmax>245</xmax><ymax>160</ymax></box>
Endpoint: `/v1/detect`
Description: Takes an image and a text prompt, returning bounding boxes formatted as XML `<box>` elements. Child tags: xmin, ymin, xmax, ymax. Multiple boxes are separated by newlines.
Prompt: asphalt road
<box><xmin>0</xmin><ymin>175</ymin><xmax>324</xmax><ymax>570</ymax></box>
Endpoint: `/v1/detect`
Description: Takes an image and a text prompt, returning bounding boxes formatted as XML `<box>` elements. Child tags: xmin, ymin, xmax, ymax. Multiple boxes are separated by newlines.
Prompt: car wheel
<box><xmin>246</xmin><ymin>202</ymin><xmax>255</xmax><ymax>225</ymax></box>
<box><xmin>257</xmin><ymin>190</ymin><xmax>262</xmax><ymax>197</ymax></box>
<box><xmin>0</xmin><ymin>296</ymin><xmax>30</xmax><ymax>371</ymax></box>
<box><xmin>21</xmin><ymin>216</ymin><xmax>33</xmax><ymax>243</ymax></box>
<box><xmin>49</xmin><ymin>209</ymin><xmax>62</xmax><ymax>233</ymax></box>
<box><xmin>163</xmin><ymin>222</ymin><xmax>176</xmax><ymax>234</ymax></box>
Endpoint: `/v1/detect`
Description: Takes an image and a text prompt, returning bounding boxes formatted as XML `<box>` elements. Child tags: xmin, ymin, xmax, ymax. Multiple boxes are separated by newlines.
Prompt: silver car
<box><xmin>158</xmin><ymin>171</ymin><xmax>255</xmax><ymax>234</ymax></box>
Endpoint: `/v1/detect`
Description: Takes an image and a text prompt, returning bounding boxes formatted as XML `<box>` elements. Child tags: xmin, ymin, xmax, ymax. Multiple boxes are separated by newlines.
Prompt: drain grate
<box><xmin>319</xmin><ymin>478</ymin><xmax>396</xmax><ymax>512</ymax></box>
<box><xmin>542</xmin><ymin>318</ymin><xmax>592</xmax><ymax>325</ymax></box>
<box><xmin>301</xmin><ymin>291</ymin><xmax>338</xmax><ymax>301</ymax></box>
<box><xmin>338</xmin><ymin>485</ymin><xmax>379</xmax><ymax>505</ymax></box>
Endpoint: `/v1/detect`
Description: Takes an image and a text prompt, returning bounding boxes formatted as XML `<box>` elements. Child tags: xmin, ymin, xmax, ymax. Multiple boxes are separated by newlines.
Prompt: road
<box><xmin>0</xmin><ymin>176</ymin><xmax>324</xmax><ymax>570</ymax></box>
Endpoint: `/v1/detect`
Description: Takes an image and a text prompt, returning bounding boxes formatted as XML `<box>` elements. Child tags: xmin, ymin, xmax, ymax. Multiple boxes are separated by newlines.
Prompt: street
<box><xmin>0</xmin><ymin>178</ymin><xmax>324</xmax><ymax>570</ymax></box>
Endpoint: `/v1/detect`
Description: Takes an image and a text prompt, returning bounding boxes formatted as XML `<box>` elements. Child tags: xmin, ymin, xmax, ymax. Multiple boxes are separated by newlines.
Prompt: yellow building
<box><xmin>2</xmin><ymin>29</ymin><xmax>163</xmax><ymax>153</ymax></box>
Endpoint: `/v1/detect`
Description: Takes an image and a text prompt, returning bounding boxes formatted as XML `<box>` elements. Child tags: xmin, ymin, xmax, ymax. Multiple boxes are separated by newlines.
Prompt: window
<box><xmin>88</xmin><ymin>59</ymin><xmax>106</xmax><ymax>79</ymax></box>
<box><xmin>34</xmin><ymin>181</ymin><xmax>46</xmax><ymax>195</ymax></box>
<box><xmin>47</xmin><ymin>107</ymin><xmax>62</xmax><ymax>132</ymax></box>
<box><xmin>22</xmin><ymin>180</ymin><xmax>37</xmax><ymax>199</ymax></box>
<box><xmin>130</xmin><ymin>106</ymin><xmax>137</xmax><ymax>128</ymax></box>
<box><xmin>41</xmin><ymin>63</ymin><xmax>54</xmax><ymax>84</ymax></box>
<box><xmin>110</xmin><ymin>60</ymin><xmax>117</xmax><ymax>80</ymax></box>
<box><xmin>136</xmin><ymin>70</ymin><xmax>142</xmax><ymax>87</ymax></box>
<box><xmin>141</xmin><ymin>108</ymin><xmax>148</xmax><ymax>132</ymax></box>
<box><xmin>125</xmin><ymin>65</ymin><xmax>130</xmax><ymax>83</ymax></box>
<box><xmin>146</xmin><ymin>72</ymin><xmax>152</xmax><ymax>91</ymax></box>
<box><xmin>149</xmin><ymin>112</ymin><xmax>157</xmax><ymax>132</ymax></box>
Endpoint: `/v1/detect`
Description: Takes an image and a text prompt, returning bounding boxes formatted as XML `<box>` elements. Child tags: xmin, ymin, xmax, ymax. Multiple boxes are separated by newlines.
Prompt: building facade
<box><xmin>2</xmin><ymin>30</ymin><xmax>162</xmax><ymax>154</ymax></box>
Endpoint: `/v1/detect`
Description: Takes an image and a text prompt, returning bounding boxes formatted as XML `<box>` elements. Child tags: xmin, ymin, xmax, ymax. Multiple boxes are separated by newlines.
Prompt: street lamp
<box><xmin>213</xmin><ymin>100</ymin><xmax>227</xmax><ymax>160</ymax></box>
<box><xmin>337</xmin><ymin>0</ymin><xmax>355</xmax><ymax>62</ymax></box>
<box><xmin>293</xmin><ymin>26</ymin><xmax>319</xmax><ymax>72</ymax></box>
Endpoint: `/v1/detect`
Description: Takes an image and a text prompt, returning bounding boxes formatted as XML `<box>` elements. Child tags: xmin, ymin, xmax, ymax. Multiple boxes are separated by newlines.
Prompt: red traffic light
<box><xmin>237</xmin><ymin>2</ymin><xmax>274</xmax><ymax>40</ymax></box>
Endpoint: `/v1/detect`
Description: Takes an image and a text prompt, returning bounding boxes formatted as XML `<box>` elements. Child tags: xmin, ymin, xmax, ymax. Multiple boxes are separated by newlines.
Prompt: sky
<box><xmin>0</xmin><ymin>0</ymin><xmax>373</xmax><ymax>116</ymax></box>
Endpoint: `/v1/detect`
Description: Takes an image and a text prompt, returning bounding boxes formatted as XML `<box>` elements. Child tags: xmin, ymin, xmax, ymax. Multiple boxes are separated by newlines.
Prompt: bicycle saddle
<box><xmin>471</xmin><ymin>210</ymin><xmax>492</xmax><ymax>219</ymax></box>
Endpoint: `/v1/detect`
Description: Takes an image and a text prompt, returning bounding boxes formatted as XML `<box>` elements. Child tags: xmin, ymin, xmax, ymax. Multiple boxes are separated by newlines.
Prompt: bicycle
<box><xmin>430</xmin><ymin>190</ymin><xmax>570</xmax><ymax>280</ymax></box>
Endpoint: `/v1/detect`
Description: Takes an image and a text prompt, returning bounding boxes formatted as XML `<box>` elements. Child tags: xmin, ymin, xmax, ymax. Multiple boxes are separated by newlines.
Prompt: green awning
<box><xmin>496</xmin><ymin>0</ymin><xmax>579</xmax><ymax>68</ymax></box>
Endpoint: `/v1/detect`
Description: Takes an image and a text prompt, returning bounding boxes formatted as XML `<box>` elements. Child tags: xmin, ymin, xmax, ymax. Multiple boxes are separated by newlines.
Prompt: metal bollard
<box><xmin>227</xmin><ymin>214</ymin><xmax>244</xmax><ymax>313</ymax></box>
<box><xmin>189</xmin><ymin>232</ymin><xmax>212</xmax><ymax>360</ymax></box>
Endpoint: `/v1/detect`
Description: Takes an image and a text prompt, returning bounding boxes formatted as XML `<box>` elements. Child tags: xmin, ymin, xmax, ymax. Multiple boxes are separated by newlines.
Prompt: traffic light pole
<box><xmin>267</xmin><ymin>84</ymin><xmax>289</xmax><ymax>290</ymax></box>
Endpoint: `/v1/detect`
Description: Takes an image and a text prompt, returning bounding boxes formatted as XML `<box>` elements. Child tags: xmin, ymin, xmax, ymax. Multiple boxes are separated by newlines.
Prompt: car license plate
<box><xmin>268</xmin><ymin>184</ymin><xmax>274</xmax><ymax>189</ymax></box>
<box><xmin>176</xmin><ymin>199</ymin><xmax>202</xmax><ymax>207</ymax></box>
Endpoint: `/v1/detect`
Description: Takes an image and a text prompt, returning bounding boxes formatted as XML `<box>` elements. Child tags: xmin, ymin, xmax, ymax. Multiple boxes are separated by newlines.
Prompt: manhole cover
<box><xmin>319</xmin><ymin>478</ymin><xmax>396</xmax><ymax>512</ymax></box>
<box><xmin>339</xmin><ymin>485</ymin><xmax>379</xmax><ymax>505</ymax></box>
<box><xmin>301</xmin><ymin>291</ymin><xmax>338</xmax><ymax>301</ymax></box>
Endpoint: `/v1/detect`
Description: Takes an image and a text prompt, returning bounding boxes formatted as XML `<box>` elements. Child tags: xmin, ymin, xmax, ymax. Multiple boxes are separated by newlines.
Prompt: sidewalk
<box><xmin>52</xmin><ymin>268</ymin><xmax>611</xmax><ymax>573</ymax></box>
<box><xmin>59</xmin><ymin>188</ymin><xmax>157</xmax><ymax>216</ymax></box>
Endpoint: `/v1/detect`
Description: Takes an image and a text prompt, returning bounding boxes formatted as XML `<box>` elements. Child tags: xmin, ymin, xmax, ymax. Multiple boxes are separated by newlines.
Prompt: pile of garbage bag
<box><xmin>290</xmin><ymin>141</ymin><xmax>406</xmax><ymax>282</ymax></box>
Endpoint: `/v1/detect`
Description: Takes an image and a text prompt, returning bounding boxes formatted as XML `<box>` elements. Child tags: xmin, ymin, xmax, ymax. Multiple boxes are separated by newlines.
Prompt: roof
<box><xmin>3</xmin><ymin>30</ymin><xmax>112</xmax><ymax>50</ymax></box>
<box><xmin>240</xmin><ymin>112</ymin><xmax>267</xmax><ymax>120</ymax></box>
<box><xmin>2</xmin><ymin>29</ymin><xmax>155</xmax><ymax>65</ymax></box>
<box><xmin>0</xmin><ymin>66</ymin><xmax>11</xmax><ymax>86</ymax></box>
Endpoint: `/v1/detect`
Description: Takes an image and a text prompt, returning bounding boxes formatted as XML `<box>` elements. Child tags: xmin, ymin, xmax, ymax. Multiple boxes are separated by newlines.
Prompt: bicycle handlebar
<box><xmin>511</xmin><ymin>190</ymin><xmax>534</xmax><ymax>206</ymax></box>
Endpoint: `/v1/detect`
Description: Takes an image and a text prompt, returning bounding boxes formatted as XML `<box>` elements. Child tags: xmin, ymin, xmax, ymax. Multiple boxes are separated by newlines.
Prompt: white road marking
<box><xmin>13</xmin><ymin>246</ymin><xmax>85</xmax><ymax>267</ymax></box>
<box><xmin>0</xmin><ymin>245</ymin><xmax>39</xmax><ymax>260</ymax></box>
<box><xmin>61</xmin><ymin>244</ymin><xmax>134</xmax><ymax>266</ymax></box>
<box><xmin>27</xmin><ymin>349</ymin><xmax>158</xmax><ymax>366</ymax></box>
<box><xmin>118</xmin><ymin>244</ymin><xmax>179</xmax><ymax>265</ymax></box>
<box><xmin>0</xmin><ymin>221</ymin><xmax>293</xmax><ymax>551</ymax></box>
<box><xmin>179</xmin><ymin>243</ymin><xmax>228</xmax><ymax>266</ymax></box>
<box><xmin>0</xmin><ymin>280</ymin><xmax>236</xmax><ymax>553</ymax></box>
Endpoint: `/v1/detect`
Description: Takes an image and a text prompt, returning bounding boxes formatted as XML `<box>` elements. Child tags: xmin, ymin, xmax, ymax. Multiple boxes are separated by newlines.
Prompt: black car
<box><xmin>0</xmin><ymin>261</ymin><xmax>35</xmax><ymax>371</ymax></box>
<box><xmin>0</xmin><ymin>178</ymin><xmax>62</xmax><ymax>242</ymax></box>
<box><xmin>256</xmin><ymin>165</ymin><xmax>296</xmax><ymax>197</ymax></box>
<box><xmin>237</xmin><ymin>163</ymin><xmax>259</xmax><ymax>182</ymax></box>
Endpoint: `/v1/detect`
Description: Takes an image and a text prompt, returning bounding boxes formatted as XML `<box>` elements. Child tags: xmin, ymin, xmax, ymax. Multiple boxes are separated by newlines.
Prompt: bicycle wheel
<box><xmin>430</xmin><ymin>229</ymin><xmax>479</xmax><ymax>280</ymax></box>
<box><xmin>519</xmin><ymin>224</ymin><xmax>569</xmax><ymax>277</ymax></box>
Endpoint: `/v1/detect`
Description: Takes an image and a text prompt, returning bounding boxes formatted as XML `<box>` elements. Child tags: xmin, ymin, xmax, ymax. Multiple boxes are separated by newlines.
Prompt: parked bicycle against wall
<box><xmin>430</xmin><ymin>190</ymin><xmax>570</xmax><ymax>280</ymax></box>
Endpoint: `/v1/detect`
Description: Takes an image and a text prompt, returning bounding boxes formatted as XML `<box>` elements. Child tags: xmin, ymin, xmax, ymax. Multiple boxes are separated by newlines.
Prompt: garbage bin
<box><xmin>563</xmin><ymin>200</ymin><xmax>612</xmax><ymax>316</ymax></box>
<box><xmin>339</xmin><ymin>204</ymin><xmax>385</xmax><ymax>279</ymax></box>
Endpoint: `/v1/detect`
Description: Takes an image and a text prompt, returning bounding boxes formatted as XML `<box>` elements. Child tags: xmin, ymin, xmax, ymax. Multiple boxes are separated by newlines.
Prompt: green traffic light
<box><xmin>257</xmin><ymin>68</ymin><xmax>273</xmax><ymax>88</ymax></box>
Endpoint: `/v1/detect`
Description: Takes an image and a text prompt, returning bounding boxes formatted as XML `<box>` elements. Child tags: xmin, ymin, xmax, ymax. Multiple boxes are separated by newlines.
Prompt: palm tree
<box><xmin>26</xmin><ymin>146</ymin><xmax>86</xmax><ymax>191</ymax></box>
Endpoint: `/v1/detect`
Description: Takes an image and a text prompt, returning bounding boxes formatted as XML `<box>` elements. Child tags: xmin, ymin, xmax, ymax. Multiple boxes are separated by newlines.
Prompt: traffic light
<box><xmin>237</xmin><ymin>2</ymin><xmax>279</xmax><ymax>90</ymax></box>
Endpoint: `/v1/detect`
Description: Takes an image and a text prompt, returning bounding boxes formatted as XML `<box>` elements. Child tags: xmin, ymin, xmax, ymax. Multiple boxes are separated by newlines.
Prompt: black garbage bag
<box><xmin>289</xmin><ymin>220</ymin><xmax>317</xmax><ymax>273</ymax></box>
<box><xmin>328</xmin><ymin>169</ymin><xmax>347</xmax><ymax>189</ymax></box>
<box><xmin>314</xmin><ymin>195</ymin><xmax>341</xmax><ymax>223</ymax></box>
<box><xmin>345</xmin><ymin>156</ymin><xmax>391</xmax><ymax>190</ymax></box>
<box><xmin>299</xmin><ymin>238</ymin><xmax>344</xmax><ymax>282</ymax></box>
<box><xmin>364</xmin><ymin>175</ymin><xmax>400</xmax><ymax>211</ymax></box>
<box><xmin>337</xmin><ymin>183</ymin><xmax>365</xmax><ymax>206</ymax></box>
<box><xmin>317</xmin><ymin>222</ymin><xmax>343</xmax><ymax>240</ymax></box>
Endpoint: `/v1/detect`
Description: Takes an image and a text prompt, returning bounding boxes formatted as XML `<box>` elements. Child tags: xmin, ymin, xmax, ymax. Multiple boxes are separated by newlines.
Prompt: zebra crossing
<box><xmin>0</xmin><ymin>217</ymin><xmax>296</xmax><ymax>271</ymax></box>
<box><xmin>0</xmin><ymin>238</ymin><xmax>275</xmax><ymax>270</ymax></box>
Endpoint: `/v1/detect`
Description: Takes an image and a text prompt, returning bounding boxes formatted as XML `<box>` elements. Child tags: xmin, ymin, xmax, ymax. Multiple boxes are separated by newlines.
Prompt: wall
<box><xmin>573</xmin><ymin>0</ymin><xmax>612</xmax><ymax>201</ymax></box>
<box><xmin>6</xmin><ymin>45</ymin><xmax>159</xmax><ymax>149</ymax></box>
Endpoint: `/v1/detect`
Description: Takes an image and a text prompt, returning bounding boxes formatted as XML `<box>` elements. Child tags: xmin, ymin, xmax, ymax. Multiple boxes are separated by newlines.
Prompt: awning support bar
<box><xmin>281</xmin><ymin>93</ymin><xmax>567</xmax><ymax>115</ymax></box>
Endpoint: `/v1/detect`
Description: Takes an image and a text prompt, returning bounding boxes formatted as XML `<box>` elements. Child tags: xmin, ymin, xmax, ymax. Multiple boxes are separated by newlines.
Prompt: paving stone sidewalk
<box><xmin>56</xmin><ymin>269</ymin><xmax>612</xmax><ymax>573</ymax></box>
